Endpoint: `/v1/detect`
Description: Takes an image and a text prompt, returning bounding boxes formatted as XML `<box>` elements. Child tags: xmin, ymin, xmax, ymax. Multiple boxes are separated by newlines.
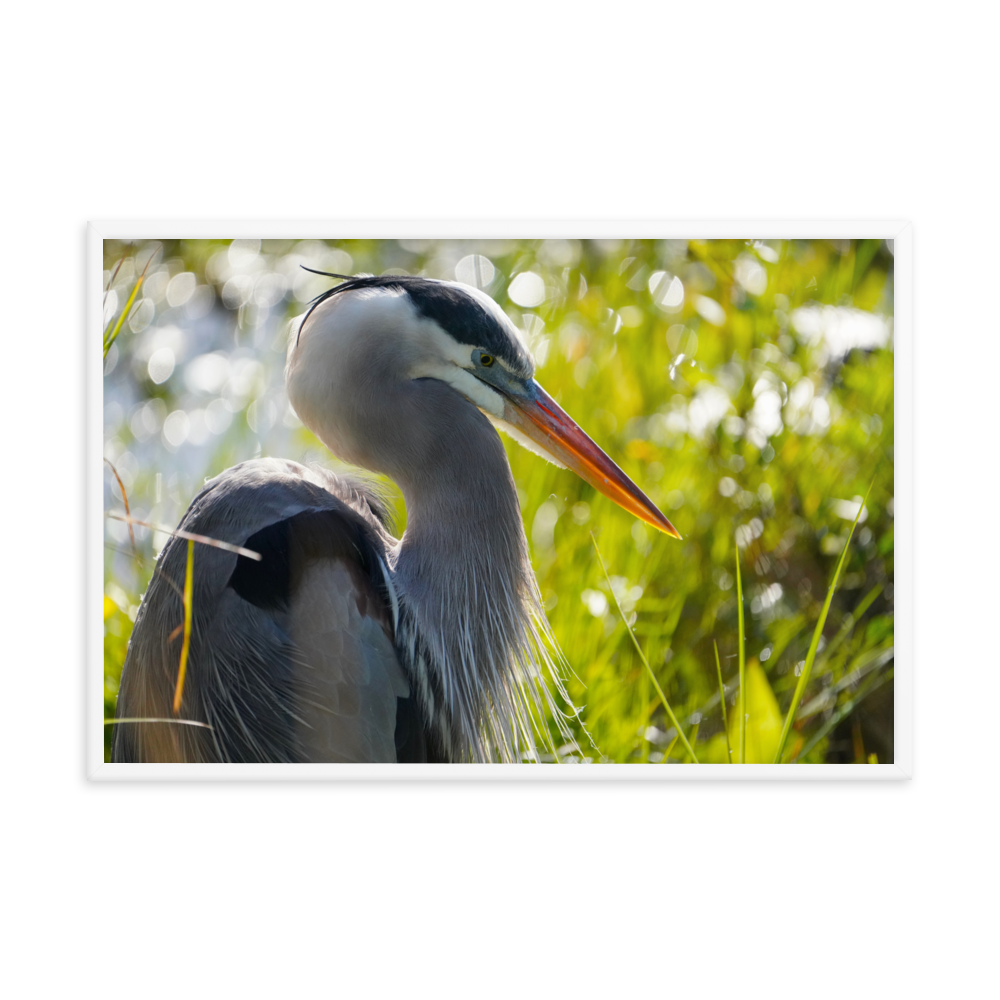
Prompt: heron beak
<box><xmin>504</xmin><ymin>380</ymin><xmax>681</xmax><ymax>539</ymax></box>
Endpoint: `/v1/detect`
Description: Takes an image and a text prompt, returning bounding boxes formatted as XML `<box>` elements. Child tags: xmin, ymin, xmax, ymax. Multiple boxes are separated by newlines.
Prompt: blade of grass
<box><xmin>686</xmin><ymin>721</ymin><xmax>700</xmax><ymax>763</ymax></box>
<box><xmin>104</xmin><ymin>717</ymin><xmax>213</xmax><ymax>730</ymax></box>
<box><xmin>735</xmin><ymin>544</ymin><xmax>746</xmax><ymax>764</ymax></box>
<box><xmin>105</xmin><ymin>543</ymin><xmax>147</xmax><ymax>561</ymax></box>
<box><xmin>774</xmin><ymin>482</ymin><xmax>873</xmax><ymax>762</ymax></box>
<box><xmin>797</xmin><ymin>644</ymin><xmax>894</xmax><ymax>722</ymax></box>
<box><xmin>103</xmin><ymin>255</ymin><xmax>125</xmax><ymax>305</ymax></box>
<box><xmin>714</xmin><ymin>640</ymin><xmax>733</xmax><ymax>763</ymax></box>
<box><xmin>660</xmin><ymin>733</ymin><xmax>679</xmax><ymax>763</ymax></box>
<box><xmin>104</xmin><ymin>458</ymin><xmax>138</xmax><ymax>563</ymax></box>
<box><xmin>820</xmin><ymin>583</ymin><xmax>883</xmax><ymax>665</ymax></box>
<box><xmin>591</xmin><ymin>533</ymin><xmax>699</xmax><ymax>763</ymax></box>
<box><xmin>103</xmin><ymin>251</ymin><xmax>154</xmax><ymax>359</ymax></box>
<box><xmin>106</xmin><ymin>512</ymin><xmax>262</xmax><ymax>560</ymax></box>
<box><xmin>760</xmin><ymin>613</ymin><xmax>806</xmax><ymax>678</ymax></box>
<box><xmin>172</xmin><ymin>539</ymin><xmax>195</xmax><ymax>715</ymax></box>
<box><xmin>793</xmin><ymin>666</ymin><xmax>892</xmax><ymax>761</ymax></box>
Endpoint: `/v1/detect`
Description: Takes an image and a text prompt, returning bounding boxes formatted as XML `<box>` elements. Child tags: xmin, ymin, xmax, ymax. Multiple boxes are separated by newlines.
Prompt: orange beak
<box><xmin>505</xmin><ymin>380</ymin><xmax>681</xmax><ymax>539</ymax></box>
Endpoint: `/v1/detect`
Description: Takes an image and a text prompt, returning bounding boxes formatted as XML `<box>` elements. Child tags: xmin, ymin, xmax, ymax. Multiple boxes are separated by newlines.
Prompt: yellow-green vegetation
<box><xmin>102</xmin><ymin>237</ymin><xmax>894</xmax><ymax>764</ymax></box>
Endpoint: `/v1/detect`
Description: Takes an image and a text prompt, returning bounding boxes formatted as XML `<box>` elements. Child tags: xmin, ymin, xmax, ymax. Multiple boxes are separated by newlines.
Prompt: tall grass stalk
<box><xmin>103</xmin><ymin>256</ymin><xmax>125</xmax><ymax>304</ymax></box>
<box><xmin>106</xmin><ymin>512</ymin><xmax>262</xmax><ymax>560</ymax></box>
<box><xmin>592</xmin><ymin>534</ymin><xmax>699</xmax><ymax>764</ymax></box>
<box><xmin>172</xmin><ymin>539</ymin><xmax>195</xmax><ymax>715</ymax></box>
<box><xmin>687</xmin><ymin>721</ymin><xmax>700</xmax><ymax>751</ymax></box>
<box><xmin>735</xmin><ymin>545</ymin><xmax>746</xmax><ymax>764</ymax></box>
<box><xmin>105</xmin><ymin>717</ymin><xmax>213</xmax><ymax>730</ymax></box>
<box><xmin>104</xmin><ymin>459</ymin><xmax>138</xmax><ymax>563</ymax></box>
<box><xmin>773</xmin><ymin>484</ymin><xmax>873</xmax><ymax>763</ymax></box>
<box><xmin>103</xmin><ymin>254</ymin><xmax>153</xmax><ymax>360</ymax></box>
<box><xmin>714</xmin><ymin>640</ymin><xmax>732</xmax><ymax>763</ymax></box>
<box><xmin>821</xmin><ymin>583</ymin><xmax>882</xmax><ymax>660</ymax></box>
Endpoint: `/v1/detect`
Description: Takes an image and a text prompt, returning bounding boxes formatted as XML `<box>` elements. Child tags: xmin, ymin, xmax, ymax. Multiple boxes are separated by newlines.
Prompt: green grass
<box><xmin>593</xmin><ymin>533</ymin><xmax>698</xmax><ymax>763</ymax></box>
<box><xmin>736</xmin><ymin>545</ymin><xmax>746</xmax><ymax>764</ymax></box>
<box><xmin>773</xmin><ymin>482</ymin><xmax>872</xmax><ymax>762</ymax></box>
<box><xmin>713</xmin><ymin>641</ymin><xmax>732</xmax><ymax>763</ymax></box>
<box><xmin>103</xmin><ymin>253</ymin><xmax>152</xmax><ymax>359</ymax></box>
<box><xmin>101</xmin><ymin>237</ymin><xmax>895</xmax><ymax>764</ymax></box>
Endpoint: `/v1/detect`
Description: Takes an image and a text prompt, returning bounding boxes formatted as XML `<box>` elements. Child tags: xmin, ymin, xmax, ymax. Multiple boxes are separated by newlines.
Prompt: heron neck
<box><xmin>393</xmin><ymin>404</ymin><xmax>528</xmax><ymax>611</ymax></box>
<box><xmin>380</xmin><ymin>379</ymin><xmax>523</xmax><ymax>573</ymax></box>
<box><xmin>388</xmin><ymin>388</ymin><xmax>537</xmax><ymax>760</ymax></box>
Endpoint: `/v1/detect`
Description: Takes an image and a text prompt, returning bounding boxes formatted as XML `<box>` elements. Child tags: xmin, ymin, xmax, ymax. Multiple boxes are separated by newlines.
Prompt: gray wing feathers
<box><xmin>291</xmin><ymin>561</ymin><xmax>409</xmax><ymax>762</ymax></box>
<box><xmin>112</xmin><ymin>458</ymin><xmax>407</xmax><ymax>763</ymax></box>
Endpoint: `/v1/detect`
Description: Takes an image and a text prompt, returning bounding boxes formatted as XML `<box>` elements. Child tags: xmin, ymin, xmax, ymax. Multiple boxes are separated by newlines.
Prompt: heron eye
<box><xmin>480</xmin><ymin>354</ymin><xmax>494</xmax><ymax>367</ymax></box>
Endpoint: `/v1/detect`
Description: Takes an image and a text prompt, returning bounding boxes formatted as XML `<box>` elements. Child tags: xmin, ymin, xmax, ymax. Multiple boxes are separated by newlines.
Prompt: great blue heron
<box><xmin>112</xmin><ymin>273</ymin><xmax>679</xmax><ymax>763</ymax></box>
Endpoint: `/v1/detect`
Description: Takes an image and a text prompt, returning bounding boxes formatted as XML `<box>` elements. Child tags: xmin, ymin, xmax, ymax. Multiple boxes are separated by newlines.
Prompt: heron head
<box><xmin>287</xmin><ymin>273</ymin><xmax>679</xmax><ymax>539</ymax></box>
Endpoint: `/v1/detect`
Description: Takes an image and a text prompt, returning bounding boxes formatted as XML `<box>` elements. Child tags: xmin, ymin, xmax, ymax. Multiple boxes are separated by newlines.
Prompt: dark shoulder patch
<box><xmin>228</xmin><ymin>519</ymin><xmax>291</xmax><ymax>612</ymax></box>
<box><xmin>228</xmin><ymin>509</ymin><xmax>378</xmax><ymax>615</ymax></box>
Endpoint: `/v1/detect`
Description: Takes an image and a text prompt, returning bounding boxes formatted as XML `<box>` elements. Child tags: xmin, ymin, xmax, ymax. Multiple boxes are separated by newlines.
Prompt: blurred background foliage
<box><xmin>103</xmin><ymin>237</ymin><xmax>894</xmax><ymax>764</ymax></box>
